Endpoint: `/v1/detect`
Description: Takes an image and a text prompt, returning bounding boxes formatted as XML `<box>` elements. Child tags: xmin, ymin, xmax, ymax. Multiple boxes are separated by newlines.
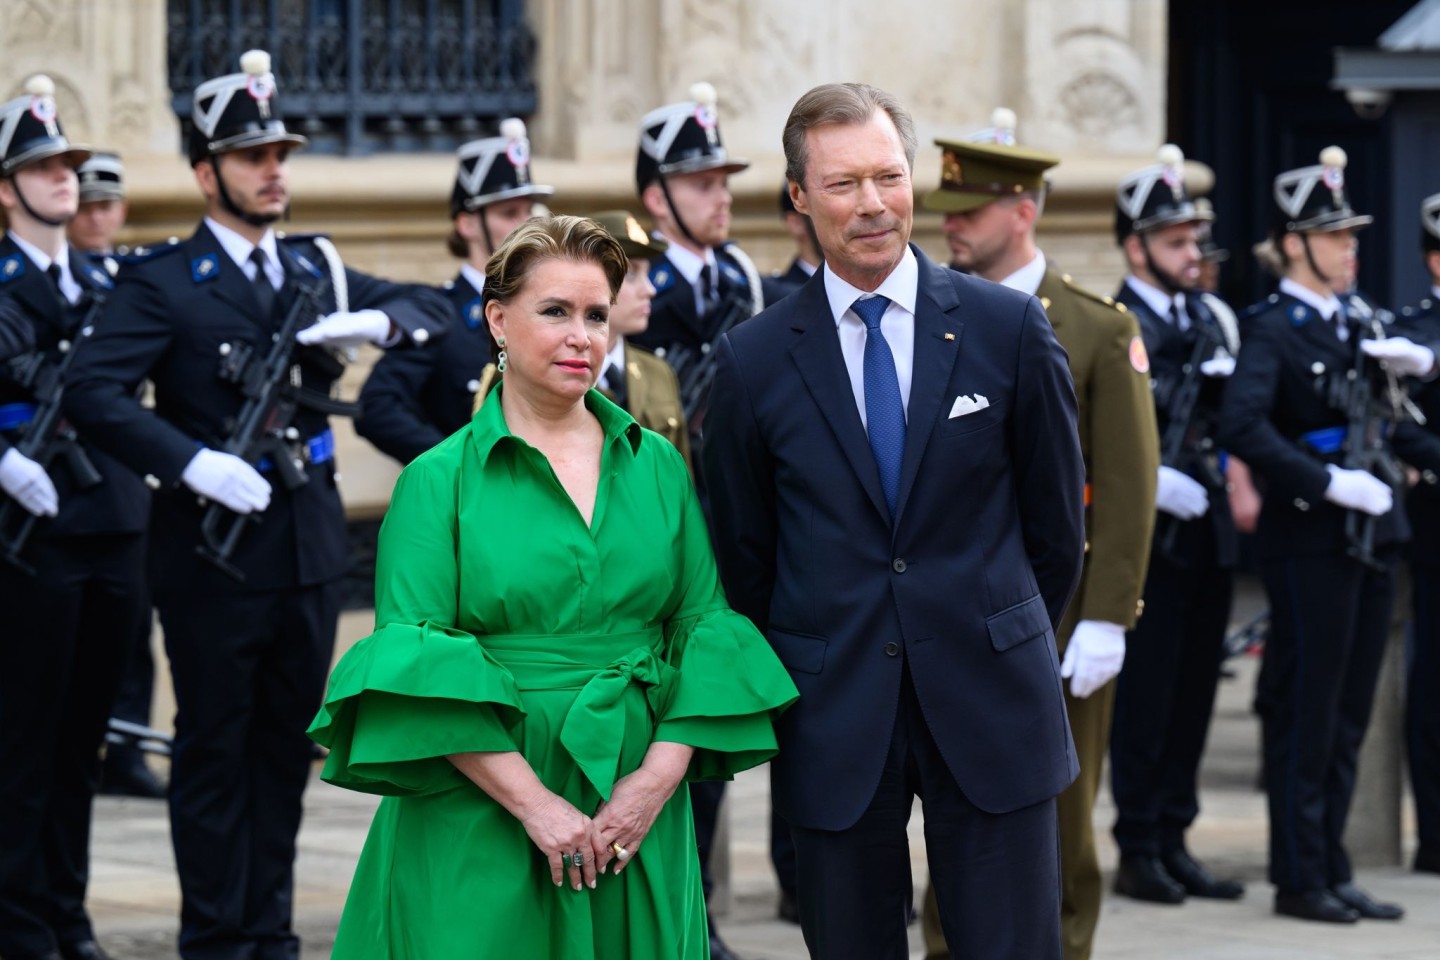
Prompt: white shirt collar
<box><xmin>7</xmin><ymin>231</ymin><xmax>80</xmax><ymax>303</ymax></box>
<box><xmin>1279</xmin><ymin>277</ymin><xmax>1344</xmax><ymax>321</ymax></box>
<box><xmin>823</xmin><ymin>247</ymin><xmax>919</xmax><ymax>328</ymax></box>
<box><xmin>459</xmin><ymin>262</ymin><xmax>487</xmax><ymax>295</ymax></box>
<box><xmin>600</xmin><ymin>338</ymin><xmax>626</xmax><ymax>385</ymax></box>
<box><xmin>996</xmin><ymin>250</ymin><xmax>1047</xmax><ymax>297</ymax></box>
<box><xmin>795</xmin><ymin>257</ymin><xmax>819</xmax><ymax>278</ymax></box>
<box><xmin>205</xmin><ymin>216</ymin><xmax>281</xmax><ymax>287</ymax></box>
<box><xmin>659</xmin><ymin>237</ymin><xmax>716</xmax><ymax>288</ymax></box>
<box><xmin>1125</xmin><ymin>275</ymin><xmax>1185</xmax><ymax>321</ymax></box>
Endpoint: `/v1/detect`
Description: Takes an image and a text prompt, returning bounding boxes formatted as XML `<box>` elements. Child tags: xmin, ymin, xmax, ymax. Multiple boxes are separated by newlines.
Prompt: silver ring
<box><xmin>572</xmin><ymin>851</ymin><xmax>584</xmax><ymax>866</ymax></box>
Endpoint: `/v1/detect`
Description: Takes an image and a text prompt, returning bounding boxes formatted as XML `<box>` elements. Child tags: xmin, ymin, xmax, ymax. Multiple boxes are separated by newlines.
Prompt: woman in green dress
<box><xmin>309</xmin><ymin>215</ymin><xmax>798</xmax><ymax>959</ymax></box>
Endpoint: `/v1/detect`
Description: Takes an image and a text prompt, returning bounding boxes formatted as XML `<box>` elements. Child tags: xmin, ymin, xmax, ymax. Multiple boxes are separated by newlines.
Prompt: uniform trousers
<box><xmin>159</xmin><ymin>581</ymin><xmax>340</xmax><ymax>960</ymax></box>
<box><xmin>0</xmin><ymin>534</ymin><xmax>146</xmax><ymax>959</ymax></box>
<box><xmin>1258</xmin><ymin>552</ymin><xmax>1393</xmax><ymax>893</ymax></box>
<box><xmin>794</xmin><ymin>667</ymin><xmax>1061</xmax><ymax>960</ymax></box>
<box><xmin>1111</xmin><ymin>550</ymin><xmax>1233</xmax><ymax>857</ymax></box>
<box><xmin>1408</xmin><ymin>562</ymin><xmax>1440</xmax><ymax>868</ymax></box>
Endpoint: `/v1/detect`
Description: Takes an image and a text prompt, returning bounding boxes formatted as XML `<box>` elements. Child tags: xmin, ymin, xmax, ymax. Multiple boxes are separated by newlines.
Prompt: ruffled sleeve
<box><xmin>307</xmin><ymin>437</ymin><xmax>524</xmax><ymax>796</ymax></box>
<box><xmin>651</xmin><ymin>443</ymin><xmax>798</xmax><ymax>780</ymax></box>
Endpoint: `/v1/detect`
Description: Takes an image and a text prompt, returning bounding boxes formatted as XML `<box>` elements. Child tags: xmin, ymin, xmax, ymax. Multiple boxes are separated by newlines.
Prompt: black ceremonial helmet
<box><xmin>1114</xmin><ymin>144</ymin><xmax>1213</xmax><ymax>293</ymax></box>
<box><xmin>0</xmin><ymin>74</ymin><xmax>92</xmax><ymax>226</ymax></box>
<box><xmin>1271</xmin><ymin>146</ymin><xmax>1372</xmax><ymax>286</ymax></box>
<box><xmin>76</xmin><ymin>151</ymin><xmax>125</xmax><ymax>203</ymax></box>
<box><xmin>635</xmin><ymin>82</ymin><xmax>749</xmax><ymax>247</ymax></box>
<box><xmin>450</xmin><ymin>117</ymin><xmax>554</xmax><ymax>250</ymax></box>
<box><xmin>188</xmin><ymin>49</ymin><xmax>308</xmax><ymax>226</ymax></box>
<box><xmin>1422</xmin><ymin>191</ymin><xmax>1440</xmax><ymax>256</ymax></box>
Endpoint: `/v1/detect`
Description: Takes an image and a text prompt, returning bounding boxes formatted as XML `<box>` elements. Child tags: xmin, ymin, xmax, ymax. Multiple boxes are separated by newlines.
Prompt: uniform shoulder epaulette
<box><xmin>274</xmin><ymin>231</ymin><xmax>333</xmax><ymax>244</ymax></box>
<box><xmin>1236</xmin><ymin>295</ymin><xmax>1279</xmax><ymax>324</ymax></box>
<box><xmin>1059</xmin><ymin>272</ymin><xmax>1125</xmax><ymax>313</ymax></box>
<box><xmin>113</xmin><ymin>238</ymin><xmax>183</xmax><ymax>266</ymax></box>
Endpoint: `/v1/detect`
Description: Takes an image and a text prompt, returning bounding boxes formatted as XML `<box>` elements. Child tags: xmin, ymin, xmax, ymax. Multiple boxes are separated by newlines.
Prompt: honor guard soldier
<box><xmin>61</xmin><ymin>149</ymin><xmax>165</xmax><ymax>800</ymax></box>
<box><xmin>356</xmin><ymin>119</ymin><xmax>552</xmax><ymax>464</ymax></box>
<box><xmin>918</xmin><ymin>108</ymin><xmax>1160</xmax><ymax>960</ymax></box>
<box><xmin>60</xmin><ymin>51</ymin><xmax>449</xmax><ymax>960</ymax></box>
<box><xmin>1105</xmin><ymin>145</ymin><xmax>1248</xmax><ymax>909</ymax></box>
<box><xmin>631</xmin><ymin>82</ymin><xmax>763</xmax><ymax>446</ymax></box>
<box><xmin>1218</xmin><ymin>147</ymin><xmax>1433</xmax><ymax>924</ymax></box>
<box><xmin>1398</xmin><ymin>192</ymin><xmax>1440</xmax><ymax>877</ymax></box>
<box><xmin>590</xmin><ymin>210</ymin><xmax>690</xmax><ymax>463</ymax></box>
<box><xmin>67</xmin><ymin>152</ymin><xmax>127</xmax><ymax>266</ymax></box>
<box><xmin>0</xmin><ymin>75</ymin><xmax>150</xmax><ymax>960</ymax></box>
<box><xmin>632</xmin><ymin>82</ymin><xmax>761</xmax><ymax>960</ymax></box>
<box><xmin>761</xmin><ymin>181</ymin><xmax>821</xmax><ymax>308</ymax></box>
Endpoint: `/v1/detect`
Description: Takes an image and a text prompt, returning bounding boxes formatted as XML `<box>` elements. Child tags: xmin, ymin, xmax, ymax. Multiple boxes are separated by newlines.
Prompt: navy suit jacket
<box><xmin>702</xmin><ymin>246</ymin><xmax>1085</xmax><ymax>830</ymax></box>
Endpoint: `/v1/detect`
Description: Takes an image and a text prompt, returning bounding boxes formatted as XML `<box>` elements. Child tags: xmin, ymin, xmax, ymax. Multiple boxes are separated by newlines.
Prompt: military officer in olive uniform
<box><xmin>917</xmin><ymin>108</ymin><xmax>1159</xmax><ymax>960</ymax></box>
<box><xmin>0</xmin><ymin>75</ymin><xmax>150</xmax><ymax>960</ymax></box>
<box><xmin>1397</xmin><ymin>192</ymin><xmax>1440</xmax><ymax>877</ymax></box>
<box><xmin>589</xmin><ymin>210</ymin><xmax>689</xmax><ymax>464</ymax></box>
<box><xmin>1218</xmin><ymin>147</ymin><xmax>1432</xmax><ymax>924</ymax></box>
<box><xmin>61</xmin><ymin>51</ymin><xmax>448</xmax><ymax>960</ymax></box>
<box><xmin>356</xmin><ymin>119</ymin><xmax>552</xmax><ymax>465</ymax></box>
<box><xmin>1107</xmin><ymin>146</ymin><xmax>1249</xmax><ymax>908</ymax></box>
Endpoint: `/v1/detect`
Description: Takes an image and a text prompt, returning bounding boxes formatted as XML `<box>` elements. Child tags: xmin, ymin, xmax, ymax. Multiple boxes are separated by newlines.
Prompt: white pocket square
<box><xmin>949</xmin><ymin>394</ymin><xmax>990</xmax><ymax>418</ymax></box>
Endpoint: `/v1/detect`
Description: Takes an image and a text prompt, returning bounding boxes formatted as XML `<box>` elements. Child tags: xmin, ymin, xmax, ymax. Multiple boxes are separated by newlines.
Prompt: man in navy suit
<box><xmin>703</xmin><ymin>83</ymin><xmax>1085</xmax><ymax>960</ymax></box>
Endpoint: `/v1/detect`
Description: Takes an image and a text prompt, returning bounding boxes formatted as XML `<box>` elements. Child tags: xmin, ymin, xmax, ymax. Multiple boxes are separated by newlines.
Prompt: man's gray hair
<box><xmin>782</xmin><ymin>83</ymin><xmax>917</xmax><ymax>189</ymax></box>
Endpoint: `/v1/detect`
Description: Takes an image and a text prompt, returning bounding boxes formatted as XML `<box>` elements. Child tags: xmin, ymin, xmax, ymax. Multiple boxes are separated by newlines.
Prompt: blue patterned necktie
<box><xmin>853</xmin><ymin>295</ymin><xmax>905</xmax><ymax>517</ymax></box>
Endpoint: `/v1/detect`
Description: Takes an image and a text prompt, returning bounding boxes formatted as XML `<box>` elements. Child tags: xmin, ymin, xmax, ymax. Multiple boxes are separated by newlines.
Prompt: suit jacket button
<box><xmin>883</xmin><ymin>641</ymin><xmax>899</xmax><ymax>657</ymax></box>
<box><xmin>891</xmin><ymin>558</ymin><xmax>907</xmax><ymax>573</ymax></box>
<box><xmin>1294</xmin><ymin>498</ymin><xmax>1310</xmax><ymax>511</ymax></box>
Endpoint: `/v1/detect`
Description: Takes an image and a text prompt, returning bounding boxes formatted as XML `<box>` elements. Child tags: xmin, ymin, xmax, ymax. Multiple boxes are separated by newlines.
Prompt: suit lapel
<box><xmin>893</xmin><ymin>250</ymin><xmax>963</xmax><ymax>523</ymax></box>
<box><xmin>787</xmin><ymin>274</ymin><xmax>891</xmax><ymax>523</ymax></box>
<box><xmin>1</xmin><ymin>237</ymin><xmax>68</xmax><ymax>335</ymax></box>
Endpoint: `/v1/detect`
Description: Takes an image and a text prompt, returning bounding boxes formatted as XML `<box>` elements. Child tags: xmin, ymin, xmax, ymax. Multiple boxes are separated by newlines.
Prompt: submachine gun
<box><xmin>663</xmin><ymin>289</ymin><xmax>753</xmax><ymax>424</ymax></box>
<box><xmin>0</xmin><ymin>290</ymin><xmax>107</xmax><ymax>574</ymax></box>
<box><xmin>1156</xmin><ymin>316</ymin><xmax>1229</xmax><ymax>559</ymax></box>
<box><xmin>1330</xmin><ymin>298</ymin><xmax>1425</xmax><ymax>571</ymax></box>
<box><xmin>196</xmin><ymin>276</ymin><xmax>360</xmax><ymax>580</ymax></box>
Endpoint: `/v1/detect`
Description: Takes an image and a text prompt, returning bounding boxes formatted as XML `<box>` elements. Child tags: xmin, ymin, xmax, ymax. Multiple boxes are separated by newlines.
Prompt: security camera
<box><xmin>1344</xmin><ymin>87</ymin><xmax>1392</xmax><ymax>120</ymax></box>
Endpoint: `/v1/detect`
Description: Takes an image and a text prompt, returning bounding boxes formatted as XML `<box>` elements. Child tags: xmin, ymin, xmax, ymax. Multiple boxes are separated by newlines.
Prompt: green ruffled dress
<box><xmin>309</xmin><ymin>388</ymin><xmax>797</xmax><ymax>959</ymax></box>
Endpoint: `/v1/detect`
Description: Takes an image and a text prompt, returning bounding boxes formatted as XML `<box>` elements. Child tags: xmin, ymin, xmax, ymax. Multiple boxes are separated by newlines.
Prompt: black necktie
<box><xmin>249</xmin><ymin>248</ymin><xmax>276</xmax><ymax>318</ymax></box>
<box><xmin>699</xmin><ymin>265</ymin><xmax>720</xmax><ymax>318</ymax></box>
<box><xmin>1169</xmin><ymin>297</ymin><xmax>1191</xmax><ymax>332</ymax></box>
<box><xmin>603</xmin><ymin>363</ymin><xmax>628</xmax><ymax>408</ymax></box>
<box><xmin>46</xmin><ymin>263</ymin><xmax>67</xmax><ymax>304</ymax></box>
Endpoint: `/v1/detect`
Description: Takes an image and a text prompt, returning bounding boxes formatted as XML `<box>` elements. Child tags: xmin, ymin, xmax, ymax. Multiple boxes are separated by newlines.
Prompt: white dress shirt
<box><xmin>7</xmin><ymin>231</ymin><xmax>81</xmax><ymax>305</ymax></box>
<box><xmin>1280</xmin><ymin>277</ymin><xmax>1347</xmax><ymax>340</ymax></box>
<box><xmin>996</xmin><ymin>251</ymin><xmax>1048</xmax><ymax>297</ymax></box>
<box><xmin>660</xmin><ymin>238</ymin><xmax>718</xmax><ymax>317</ymax></box>
<box><xmin>1125</xmin><ymin>275</ymin><xmax>1190</xmax><ymax>329</ymax></box>
<box><xmin>205</xmin><ymin>216</ymin><xmax>283</xmax><ymax>291</ymax></box>
<box><xmin>822</xmin><ymin>247</ymin><xmax>918</xmax><ymax>429</ymax></box>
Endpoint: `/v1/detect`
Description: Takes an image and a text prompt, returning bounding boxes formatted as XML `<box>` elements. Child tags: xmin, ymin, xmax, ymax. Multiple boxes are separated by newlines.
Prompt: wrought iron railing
<box><xmin>167</xmin><ymin>0</ymin><xmax>537</xmax><ymax>155</ymax></box>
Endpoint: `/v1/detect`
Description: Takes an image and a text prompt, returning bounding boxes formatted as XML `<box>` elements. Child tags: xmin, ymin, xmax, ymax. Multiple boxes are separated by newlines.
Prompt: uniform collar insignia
<box><xmin>191</xmin><ymin>253</ymin><xmax>220</xmax><ymax>283</ymax></box>
<box><xmin>0</xmin><ymin>255</ymin><xmax>22</xmax><ymax>283</ymax></box>
<box><xmin>464</xmin><ymin>297</ymin><xmax>484</xmax><ymax>329</ymax></box>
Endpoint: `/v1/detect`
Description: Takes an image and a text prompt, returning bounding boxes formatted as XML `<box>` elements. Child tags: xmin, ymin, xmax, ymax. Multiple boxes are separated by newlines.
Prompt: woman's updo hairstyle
<box><xmin>482</xmin><ymin>215</ymin><xmax>629</xmax><ymax>310</ymax></box>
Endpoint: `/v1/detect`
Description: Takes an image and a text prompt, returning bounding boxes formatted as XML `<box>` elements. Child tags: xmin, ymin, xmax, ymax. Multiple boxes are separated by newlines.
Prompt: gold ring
<box><xmin>611</xmin><ymin>842</ymin><xmax>630</xmax><ymax>860</ymax></box>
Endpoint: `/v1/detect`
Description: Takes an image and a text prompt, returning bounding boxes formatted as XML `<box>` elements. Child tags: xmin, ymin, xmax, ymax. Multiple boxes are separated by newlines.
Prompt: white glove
<box><xmin>1361</xmin><ymin>337</ymin><xmax>1435</xmax><ymax>378</ymax></box>
<box><xmin>1323</xmin><ymin>464</ymin><xmax>1393</xmax><ymax>517</ymax></box>
<box><xmin>181</xmin><ymin>449</ymin><xmax>272</xmax><ymax>514</ymax></box>
<box><xmin>1060</xmin><ymin>620</ymin><xmax>1126</xmax><ymax>699</ymax></box>
<box><xmin>0</xmin><ymin>447</ymin><xmax>58</xmax><ymax>517</ymax></box>
<box><xmin>1156</xmin><ymin>465</ymin><xmax>1209</xmax><ymax>520</ymax></box>
<box><xmin>1199</xmin><ymin>356</ymin><xmax>1236</xmax><ymax>378</ymax></box>
<box><xmin>295</xmin><ymin>309</ymin><xmax>393</xmax><ymax>349</ymax></box>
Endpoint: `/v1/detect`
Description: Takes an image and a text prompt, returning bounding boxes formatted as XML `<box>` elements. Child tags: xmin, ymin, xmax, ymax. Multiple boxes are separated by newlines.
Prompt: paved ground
<box><xmin>84</xmin><ymin>577</ymin><xmax>1440</xmax><ymax>958</ymax></box>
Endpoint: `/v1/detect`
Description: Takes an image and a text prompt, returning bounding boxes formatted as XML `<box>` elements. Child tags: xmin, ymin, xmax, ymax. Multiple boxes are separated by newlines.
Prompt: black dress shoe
<box><xmin>1114</xmin><ymin>854</ymin><xmax>1186</xmax><ymax>904</ymax></box>
<box><xmin>777</xmin><ymin>888</ymin><xmax>800</xmax><ymax>924</ymax></box>
<box><xmin>1274</xmin><ymin>890</ymin><xmax>1359</xmax><ymax>923</ymax></box>
<box><xmin>1161</xmin><ymin>848</ymin><xmax>1245</xmax><ymax>900</ymax></box>
<box><xmin>1331</xmin><ymin>882</ymin><xmax>1404</xmax><ymax>920</ymax></box>
<box><xmin>58</xmin><ymin>941</ymin><xmax>115</xmax><ymax>960</ymax></box>
<box><xmin>708</xmin><ymin>931</ymin><xmax>743</xmax><ymax>960</ymax></box>
<box><xmin>99</xmin><ymin>754</ymin><xmax>167</xmax><ymax>799</ymax></box>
